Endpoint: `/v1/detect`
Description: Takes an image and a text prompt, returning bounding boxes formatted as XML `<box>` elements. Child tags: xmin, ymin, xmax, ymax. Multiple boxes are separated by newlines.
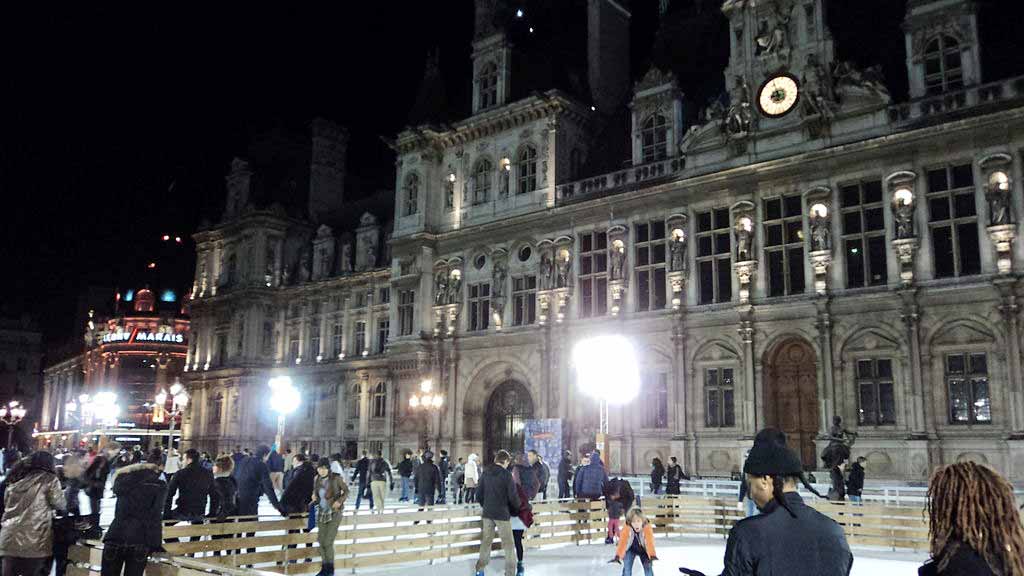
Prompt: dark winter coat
<box><xmin>280</xmin><ymin>462</ymin><xmax>315</xmax><ymax>515</ymax></box>
<box><xmin>532</xmin><ymin>461</ymin><xmax>549</xmax><ymax>494</ymax></box>
<box><xmin>414</xmin><ymin>458</ymin><xmax>442</xmax><ymax>498</ymax></box>
<box><xmin>557</xmin><ymin>456</ymin><xmax>573</xmax><ymax>489</ymax></box>
<box><xmin>267</xmin><ymin>451</ymin><xmax>285</xmax><ymax>473</ymax></box>
<box><xmin>512</xmin><ymin>464</ymin><xmax>540</xmax><ymax>501</ymax></box>
<box><xmin>83</xmin><ymin>455</ymin><xmax>111</xmax><ymax>500</ymax></box>
<box><xmin>666</xmin><ymin>463</ymin><xmax>689</xmax><ymax>494</ymax></box>
<box><xmin>164</xmin><ymin>460</ymin><xmax>214</xmax><ymax>520</ymax></box>
<box><xmin>918</xmin><ymin>542</ymin><xmax>1001</xmax><ymax>576</ymax></box>
<box><xmin>476</xmin><ymin>464</ymin><xmax>521</xmax><ymax>521</ymax></box>
<box><xmin>438</xmin><ymin>455</ymin><xmax>450</xmax><ymax>479</ymax></box>
<box><xmin>351</xmin><ymin>456</ymin><xmax>370</xmax><ymax>483</ymax></box>
<box><xmin>845</xmin><ymin>463</ymin><xmax>865</xmax><ymax>497</ymax></box>
<box><xmin>829</xmin><ymin>467</ymin><xmax>846</xmax><ymax>501</ymax></box>
<box><xmin>397</xmin><ymin>458</ymin><xmax>414</xmax><ymax>478</ymax></box>
<box><xmin>103</xmin><ymin>463</ymin><xmax>167</xmax><ymax>553</ymax></box>
<box><xmin>651</xmin><ymin>462</ymin><xmax>666</xmax><ymax>488</ymax></box>
<box><xmin>721</xmin><ymin>492</ymin><xmax>852</xmax><ymax>576</ymax></box>
<box><xmin>235</xmin><ymin>450</ymin><xmax>281</xmax><ymax>513</ymax></box>
<box><xmin>603</xmin><ymin>478</ymin><xmax>635</xmax><ymax>520</ymax></box>
<box><xmin>208</xmin><ymin>476</ymin><xmax>238</xmax><ymax>519</ymax></box>
<box><xmin>370</xmin><ymin>458</ymin><xmax>393</xmax><ymax>483</ymax></box>
<box><xmin>573</xmin><ymin>454</ymin><xmax>608</xmax><ymax>498</ymax></box>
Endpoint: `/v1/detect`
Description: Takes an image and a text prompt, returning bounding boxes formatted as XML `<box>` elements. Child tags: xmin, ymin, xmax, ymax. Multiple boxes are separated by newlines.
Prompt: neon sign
<box><xmin>102</xmin><ymin>328</ymin><xmax>186</xmax><ymax>345</ymax></box>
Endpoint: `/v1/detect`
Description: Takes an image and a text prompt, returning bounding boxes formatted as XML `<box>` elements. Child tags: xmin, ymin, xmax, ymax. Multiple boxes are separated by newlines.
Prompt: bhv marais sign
<box><xmin>102</xmin><ymin>328</ymin><xmax>186</xmax><ymax>345</ymax></box>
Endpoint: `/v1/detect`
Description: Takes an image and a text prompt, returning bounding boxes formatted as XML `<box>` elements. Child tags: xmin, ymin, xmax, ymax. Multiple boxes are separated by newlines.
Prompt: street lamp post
<box><xmin>155</xmin><ymin>378</ymin><xmax>189</xmax><ymax>449</ymax></box>
<box><xmin>572</xmin><ymin>335</ymin><xmax>641</xmax><ymax>465</ymax></box>
<box><xmin>0</xmin><ymin>401</ymin><xmax>28</xmax><ymax>449</ymax></box>
<box><xmin>409</xmin><ymin>378</ymin><xmax>444</xmax><ymax>450</ymax></box>
<box><xmin>269</xmin><ymin>375</ymin><xmax>300</xmax><ymax>451</ymax></box>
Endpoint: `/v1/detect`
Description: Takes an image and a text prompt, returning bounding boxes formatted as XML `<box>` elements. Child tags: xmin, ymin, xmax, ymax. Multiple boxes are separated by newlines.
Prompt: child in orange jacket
<box><xmin>609</xmin><ymin>508</ymin><xmax>657</xmax><ymax>575</ymax></box>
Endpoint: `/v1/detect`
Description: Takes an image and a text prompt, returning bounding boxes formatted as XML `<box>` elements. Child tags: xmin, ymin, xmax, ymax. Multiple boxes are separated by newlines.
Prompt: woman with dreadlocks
<box><xmin>918</xmin><ymin>461</ymin><xmax>1024</xmax><ymax>576</ymax></box>
<box><xmin>679</xmin><ymin>427</ymin><xmax>852</xmax><ymax>576</ymax></box>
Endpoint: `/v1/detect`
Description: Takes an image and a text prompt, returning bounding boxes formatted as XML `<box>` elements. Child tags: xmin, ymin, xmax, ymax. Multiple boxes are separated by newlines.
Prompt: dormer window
<box><xmin>641</xmin><ymin>114</ymin><xmax>668</xmax><ymax>164</ymax></box>
<box><xmin>479</xmin><ymin>62</ymin><xmax>499</xmax><ymax>109</ymax></box>
<box><xmin>474</xmin><ymin>159</ymin><xmax>493</xmax><ymax>204</ymax></box>
<box><xmin>403</xmin><ymin>173</ymin><xmax>419</xmax><ymax>216</ymax></box>
<box><xmin>924</xmin><ymin>35</ymin><xmax>963</xmax><ymax>95</ymax></box>
<box><xmin>516</xmin><ymin>145</ymin><xmax>537</xmax><ymax>194</ymax></box>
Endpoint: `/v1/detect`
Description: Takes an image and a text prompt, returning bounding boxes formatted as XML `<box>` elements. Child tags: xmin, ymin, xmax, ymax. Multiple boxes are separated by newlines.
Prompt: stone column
<box><xmin>900</xmin><ymin>289</ymin><xmax>928</xmax><ymax>437</ymax></box>
<box><xmin>996</xmin><ymin>279</ymin><xmax>1024</xmax><ymax>435</ymax></box>
<box><xmin>815</xmin><ymin>300</ymin><xmax>836</xmax><ymax>436</ymax></box>
<box><xmin>738</xmin><ymin>308</ymin><xmax>757</xmax><ymax>432</ymax></box>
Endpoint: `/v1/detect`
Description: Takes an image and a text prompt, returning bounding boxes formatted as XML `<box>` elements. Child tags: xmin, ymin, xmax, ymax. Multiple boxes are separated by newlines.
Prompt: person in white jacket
<box><xmin>463</xmin><ymin>454</ymin><xmax>480</xmax><ymax>504</ymax></box>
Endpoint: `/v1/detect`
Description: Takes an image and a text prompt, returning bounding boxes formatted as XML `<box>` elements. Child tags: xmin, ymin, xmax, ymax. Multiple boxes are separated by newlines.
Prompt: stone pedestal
<box><xmin>987</xmin><ymin>224</ymin><xmax>1017</xmax><ymax>274</ymax></box>
<box><xmin>891</xmin><ymin>238</ymin><xmax>920</xmax><ymax>286</ymax></box>
<box><xmin>809</xmin><ymin>249</ymin><xmax>832</xmax><ymax>295</ymax></box>
<box><xmin>733</xmin><ymin>260</ymin><xmax>757</xmax><ymax>304</ymax></box>
<box><xmin>668</xmin><ymin>272</ymin><xmax>686</xmax><ymax>309</ymax></box>
<box><xmin>609</xmin><ymin>280</ymin><xmax>626</xmax><ymax>315</ymax></box>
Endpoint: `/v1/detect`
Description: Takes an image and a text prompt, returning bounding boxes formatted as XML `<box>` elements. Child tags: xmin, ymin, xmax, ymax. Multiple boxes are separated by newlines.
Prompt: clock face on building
<box><xmin>757</xmin><ymin>75</ymin><xmax>800</xmax><ymax>117</ymax></box>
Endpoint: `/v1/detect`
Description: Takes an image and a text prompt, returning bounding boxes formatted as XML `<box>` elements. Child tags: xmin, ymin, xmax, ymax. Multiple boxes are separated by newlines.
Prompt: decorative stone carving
<box><xmin>807</xmin><ymin>194</ymin><xmax>833</xmax><ymax>295</ymax></box>
<box><xmin>339</xmin><ymin>243</ymin><xmax>353</xmax><ymax>273</ymax></box>
<box><xmin>434</xmin><ymin>270</ymin><xmax>449</xmax><ymax>306</ymax></box>
<box><xmin>539</xmin><ymin>250</ymin><xmax>554</xmax><ymax>290</ymax></box>
<box><xmin>667</xmin><ymin>214</ymin><xmax>689</xmax><ymax>309</ymax></box>
<box><xmin>888</xmin><ymin>171</ymin><xmax>919</xmax><ymax>285</ymax></box>
<box><xmin>446</xmin><ymin>268</ymin><xmax>463</xmax><ymax>305</ymax></box>
<box><xmin>755</xmin><ymin>2</ymin><xmax>791</xmax><ymax>56</ymax></box>
<box><xmin>724</xmin><ymin>75</ymin><xmax>754</xmax><ymax>139</ymax></box>
<box><xmin>491</xmin><ymin>254</ymin><xmax>508</xmax><ymax>329</ymax></box>
<box><xmin>555</xmin><ymin>247</ymin><xmax>571</xmax><ymax>289</ymax></box>
<box><xmin>732</xmin><ymin>203</ymin><xmax>757</xmax><ymax>304</ymax></box>
<box><xmin>734</xmin><ymin>214</ymin><xmax>754</xmax><ymax>262</ymax></box>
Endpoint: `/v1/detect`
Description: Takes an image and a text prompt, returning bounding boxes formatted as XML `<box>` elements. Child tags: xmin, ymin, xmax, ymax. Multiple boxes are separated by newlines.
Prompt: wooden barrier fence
<box><xmin>69</xmin><ymin>496</ymin><xmax>931</xmax><ymax>575</ymax></box>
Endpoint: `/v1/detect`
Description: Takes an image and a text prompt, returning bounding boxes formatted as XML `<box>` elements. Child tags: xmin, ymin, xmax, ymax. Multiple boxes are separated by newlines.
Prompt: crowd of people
<box><xmin>0</xmin><ymin>433</ymin><xmax>1021</xmax><ymax>576</ymax></box>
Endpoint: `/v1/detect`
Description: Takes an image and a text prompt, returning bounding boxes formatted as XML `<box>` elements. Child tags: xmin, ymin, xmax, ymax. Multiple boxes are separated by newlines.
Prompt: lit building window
<box><xmin>840</xmin><ymin>180</ymin><xmax>887</xmax><ymax>288</ymax></box>
<box><xmin>856</xmin><ymin>358</ymin><xmax>896</xmax><ymax>425</ymax></box>
<box><xmin>696</xmin><ymin>209</ymin><xmax>732</xmax><ymax>304</ymax></box>
<box><xmin>468</xmin><ymin>283</ymin><xmax>491</xmax><ymax>332</ymax></box>
<box><xmin>635</xmin><ymin>219</ymin><xmax>667</xmax><ymax>312</ymax></box>
<box><xmin>704</xmin><ymin>367</ymin><xmax>735</xmax><ymax>428</ymax></box>
<box><xmin>946</xmin><ymin>352</ymin><xmax>990</xmax><ymax>425</ymax></box>
<box><xmin>927</xmin><ymin>163</ymin><xmax>980</xmax><ymax>278</ymax></box>
<box><xmin>924</xmin><ymin>35</ymin><xmax>963</xmax><ymax>96</ymax></box>
<box><xmin>641</xmin><ymin>114</ymin><xmax>668</xmax><ymax>164</ymax></box>
<box><xmin>517</xmin><ymin>146</ymin><xmax>537</xmax><ymax>194</ymax></box>
<box><xmin>403</xmin><ymin>173</ymin><xmax>419</xmax><ymax>217</ymax></box>
<box><xmin>578</xmin><ymin>230</ymin><xmax>608</xmax><ymax>318</ymax></box>
<box><xmin>763</xmin><ymin>195</ymin><xmax>805</xmax><ymax>297</ymax></box>
<box><xmin>474</xmin><ymin>159</ymin><xmax>493</xmax><ymax>205</ymax></box>
<box><xmin>478</xmin><ymin>62</ymin><xmax>498</xmax><ymax>109</ymax></box>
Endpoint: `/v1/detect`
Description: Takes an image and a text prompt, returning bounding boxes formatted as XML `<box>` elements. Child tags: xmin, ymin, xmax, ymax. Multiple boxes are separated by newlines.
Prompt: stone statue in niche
<box><xmin>298</xmin><ymin>245</ymin><xmax>312</xmax><ymax>282</ymax></box>
<box><xmin>340</xmin><ymin>243</ymin><xmax>353</xmax><ymax>273</ymax></box>
<box><xmin>893</xmin><ymin>201</ymin><xmax>915</xmax><ymax>240</ymax></box>
<box><xmin>555</xmin><ymin>251</ymin><xmax>571</xmax><ymax>289</ymax></box>
<box><xmin>755</xmin><ymin>5</ymin><xmax>790</xmax><ymax>55</ymax></box>
<box><xmin>724</xmin><ymin>76</ymin><xmax>753</xmax><ymax>137</ymax></box>
<box><xmin>446</xmin><ymin>271</ymin><xmax>462</xmax><ymax>304</ymax></box>
<box><xmin>810</xmin><ymin>217</ymin><xmax>831</xmax><ymax>252</ymax></box>
<box><xmin>988</xmin><ymin>186</ymin><xmax>1013</xmax><ymax>226</ymax></box>
<box><xmin>734</xmin><ymin>219</ymin><xmax>753</xmax><ymax>262</ymax></box>
<box><xmin>802</xmin><ymin>54</ymin><xmax>835</xmax><ymax>118</ymax></box>
<box><xmin>366</xmin><ymin>244</ymin><xmax>377</xmax><ymax>269</ymax></box>
<box><xmin>610</xmin><ymin>243</ymin><xmax>625</xmax><ymax>281</ymax></box>
<box><xmin>492</xmin><ymin>260</ymin><xmax>508</xmax><ymax>299</ymax></box>
<box><xmin>670</xmin><ymin>232</ymin><xmax>688</xmax><ymax>273</ymax></box>
<box><xmin>434</xmin><ymin>270</ymin><xmax>448</xmax><ymax>305</ymax></box>
<box><xmin>319</xmin><ymin>247</ymin><xmax>333</xmax><ymax>279</ymax></box>
<box><xmin>539</xmin><ymin>252</ymin><xmax>554</xmax><ymax>290</ymax></box>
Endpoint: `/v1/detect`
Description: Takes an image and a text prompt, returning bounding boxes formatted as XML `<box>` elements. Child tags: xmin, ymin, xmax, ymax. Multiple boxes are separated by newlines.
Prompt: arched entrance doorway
<box><xmin>484</xmin><ymin>380</ymin><xmax>534</xmax><ymax>462</ymax></box>
<box><xmin>763</xmin><ymin>338</ymin><xmax>819</xmax><ymax>468</ymax></box>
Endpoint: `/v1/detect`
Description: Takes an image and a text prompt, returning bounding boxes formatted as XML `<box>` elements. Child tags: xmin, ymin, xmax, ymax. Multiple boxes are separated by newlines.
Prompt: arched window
<box><xmin>403</xmin><ymin>173</ymin><xmax>419</xmax><ymax>217</ymax></box>
<box><xmin>516</xmin><ymin>146</ymin><xmax>538</xmax><ymax>195</ymax></box>
<box><xmin>924</xmin><ymin>35</ymin><xmax>963</xmax><ymax>95</ymax></box>
<box><xmin>641</xmin><ymin>114</ymin><xmax>668</xmax><ymax>163</ymax></box>
<box><xmin>372</xmin><ymin>382</ymin><xmax>387</xmax><ymax>418</ymax></box>
<box><xmin>348</xmin><ymin>383</ymin><xmax>361</xmax><ymax>419</ymax></box>
<box><xmin>479</xmin><ymin>62</ymin><xmax>498</xmax><ymax>109</ymax></box>
<box><xmin>474</xmin><ymin>159</ymin><xmax>493</xmax><ymax>204</ymax></box>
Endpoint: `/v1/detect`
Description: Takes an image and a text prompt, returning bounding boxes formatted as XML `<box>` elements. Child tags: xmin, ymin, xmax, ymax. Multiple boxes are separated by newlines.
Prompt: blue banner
<box><xmin>524</xmin><ymin>418</ymin><xmax>564</xmax><ymax>474</ymax></box>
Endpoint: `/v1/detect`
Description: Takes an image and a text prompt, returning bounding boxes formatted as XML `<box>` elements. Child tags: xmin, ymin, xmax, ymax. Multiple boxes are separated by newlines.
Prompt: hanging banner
<box><xmin>523</xmin><ymin>419</ymin><xmax>565</xmax><ymax>483</ymax></box>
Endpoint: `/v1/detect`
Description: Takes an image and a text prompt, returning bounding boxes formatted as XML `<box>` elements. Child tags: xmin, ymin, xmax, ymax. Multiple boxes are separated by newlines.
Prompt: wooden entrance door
<box><xmin>764</xmin><ymin>339</ymin><xmax>819</xmax><ymax>468</ymax></box>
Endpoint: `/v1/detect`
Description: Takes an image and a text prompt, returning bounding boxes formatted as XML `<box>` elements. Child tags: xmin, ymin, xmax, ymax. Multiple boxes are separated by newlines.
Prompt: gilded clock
<box><xmin>757</xmin><ymin>75</ymin><xmax>800</xmax><ymax>118</ymax></box>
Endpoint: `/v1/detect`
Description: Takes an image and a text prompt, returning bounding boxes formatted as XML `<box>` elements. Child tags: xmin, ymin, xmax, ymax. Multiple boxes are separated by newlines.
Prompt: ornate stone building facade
<box><xmin>185</xmin><ymin>0</ymin><xmax>1024</xmax><ymax>480</ymax></box>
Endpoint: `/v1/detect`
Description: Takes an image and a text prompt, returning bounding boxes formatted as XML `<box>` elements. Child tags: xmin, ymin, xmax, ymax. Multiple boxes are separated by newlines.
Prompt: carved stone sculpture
<box><xmin>446</xmin><ymin>272</ymin><xmax>462</xmax><ymax>304</ymax></box>
<box><xmin>735</xmin><ymin>220</ymin><xmax>753</xmax><ymax>262</ymax></box>
<box><xmin>610</xmin><ymin>244</ymin><xmax>625</xmax><ymax>281</ymax></box>
<box><xmin>539</xmin><ymin>252</ymin><xmax>554</xmax><ymax>290</ymax></box>
<box><xmin>724</xmin><ymin>76</ymin><xmax>753</xmax><ymax>137</ymax></box>
<box><xmin>555</xmin><ymin>252</ymin><xmax>571</xmax><ymax>289</ymax></box>
<box><xmin>810</xmin><ymin>217</ymin><xmax>831</xmax><ymax>252</ymax></box>
<box><xmin>340</xmin><ymin>244</ymin><xmax>353</xmax><ymax>273</ymax></box>
<box><xmin>670</xmin><ymin>233</ymin><xmax>688</xmax><ymax>273</ymax></box>
<box><xmin>434</xmin><ymin>271</ymin><xmax>448</xmax><ymax>306</ymax></box>
<box><xmin>988</xmin><ymin>187</ymin><xmax>1013</xmax><ymax>226</ymax></box>
<box><xmin>298</xmin><ymin>245</ymin><xmax>311</xmax><ymax>282</ymax></box>
<box><xmin>894</xmin><ymin>201</ymin><xmax>915</xmax><ymax>240</ymax></box>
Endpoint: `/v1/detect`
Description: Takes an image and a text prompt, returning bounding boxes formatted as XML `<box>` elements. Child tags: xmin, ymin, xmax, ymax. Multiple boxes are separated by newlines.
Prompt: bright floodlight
<box><xmin>169</xmin><ymin>380</ymin><xmax>184</xmax><ymax>396</ymax></box>
<box><xmin>269</xmin><ymin>376</ymin><xmax>301</xmax><ymax>415</ymax></box>
<box><xmin>573</xmin><ymin>335</ymin><xmax>640</xmax><ymax>404</ymax></box>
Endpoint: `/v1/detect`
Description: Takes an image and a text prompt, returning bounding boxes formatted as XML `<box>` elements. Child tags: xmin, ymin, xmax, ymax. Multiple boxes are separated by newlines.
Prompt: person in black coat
<box><xmin>828</xmin><ymin>463</ymin><xmax>846</xmax><ymax>502</ymax></box>
<box><xmin>845</xmin><ymin>457</ymin><xmax>866</xmax><ymax>503</ymax></box>
<box><xmin>102</xmin><ymin>452</ymin><xmax>167</xmax><ymax>576</ymax></box>
<box><xmin>557</xmin><ymin>451</ymin><xmax>574</xmax><ymax>499</ymax></box>
<box><xmin>279</xmin><ymin>454</ymin><xmax>315</xmax><ymax>515</ymax></box>
<box><xmin>437</xmin><ymin>450</ymin><xmax>451</xmax><ymax>504</ymax></box>
<box><xmin>83</xmin><ymin>442</ymin><xmax>121</xmax><ymax>531</ymax></box>
<box><xmin>207</xmin><ymin>455</ymin><xmax>238</xmax><ymax>557</ymax></box>
<box><xmin>397</xmin><ymin>452</ymin><xmax>415</xmax><ymax>502</ymax></box>
<box><xmin>473</xmin><ymin>450</ymin><xmax>521</xmax><ymax>576</ymax></box>
<box><xmin>650</xmin><ymin>457</ymin><xmax>666</xmax><ymax>495</ymax></box>
<box><xmin>413</xmin><ymin>451</ymin><xmax>442</xmax><ymax>506</ymax></box>
<box><xmin>235</xmin><ymin>444</ymin><xmax>281</xmax><ymax>516</ymax></box>
<box><xmin>665</xmin><ymin>456</ymin><xmax>689</xmax><ymax>495</ymax></box>
<box><xmin>350</xmin><ymin>451</ymin><xmax>373</xmax><ymax>510</ymax></box>
<box><xmin>680</xmin><ymin>428</ymin><xmax>852</xmax><ymax>576</ymax></box>
<box><xmin>917</xmin><ymin>461</ymin><xmax>1024</xmax><ymax>576</ymax></box>
<box><xmin>164</xmin><ymin>449</ymin><xmax>214</xmax><ymax>521</ymax></box>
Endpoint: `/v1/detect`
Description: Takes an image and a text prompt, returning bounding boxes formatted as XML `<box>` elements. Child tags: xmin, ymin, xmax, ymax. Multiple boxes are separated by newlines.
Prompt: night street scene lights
<box><xmin>408</xmin><ymin>378</ymin><xmax>444</xmax><ymax>410</ymax></box>
<box><xmin>573</xmin><ymin>335</ymin><xmax>641</xmax><ymax>457</ymax></box>
<box><xmin>153</xmin><ymin>378</ymin><xmax>189</xmax><ymax>448</ymax></box>
<box><xmin>269</xmin><ymin>375</ymin><xmax>300</xmax><ymax>449</ymax></box>
<box><xmin>0</xmin><ymin>401</ymin><xmax>28</xmax><ymax>448</ymax></box>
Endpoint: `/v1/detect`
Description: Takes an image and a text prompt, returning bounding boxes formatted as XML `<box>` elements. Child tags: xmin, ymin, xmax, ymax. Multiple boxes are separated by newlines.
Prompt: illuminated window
<box><xmin>856</xmin><ymin>358</ymin><xmax>895</xmax><ymax>425</ymax></box>
<box><xmin>403</xmin><ymin>173</ymin><xmax>419</xmax><ymax>216</ymax></box>
<box><xmin>641</xmin><ymin>114</ymin><xmax>668</xmax><ymax>163</ymax></box>
<box><xmin>763</xmin><ymin>195</ymin><xmax>805</xmax><ymax>297</ymax></box>
<box><xmin>946</xmin><ymin>352</ymin><xmax>990</xmax><ymax>425</ymax></box>
<box><xmin>697</xmin><ymin>208</ymin><xmax>732</xmax><ymax>304</ymax></box>
<box><xmin>704</xmin><ymin>367</ymin><xmax>735</xmax><ymax>428</ymax></box>
<box><xmin>840</xmin><ymin>180</ymin><xmax>887</xmax><ymax>288</ymax></box>
<box><xmin>516</xmin><ymin>146</ymin><xmax>537</xmax><ymax>194</ymax></box>
<box><xmin>474</xmin><ymin>159</ymin><xmax>493</xmax><ymax>204</ymax></box>
<box><xmin>478</xmin><ymin>62</ymin><xmax>498</xmax><ymax>109</ymax></box>
<box><xmin>924</xmin><ymin>35</ymin><xmax>963</xmax><ymax>96</ymax></box>
<box><xmin>928</xmin><ymin>163</ymin><xmax>979</xmax><ymax>278</ymax></box>
<box><xmin>578</xmin><ymin>230</ymin><xmax>608</xmax><ymax>318</ymax></box>
<box><xmin>372</xmin><ymin>382</ymin><xmax>387</xmax><ymax>418</ymax></box>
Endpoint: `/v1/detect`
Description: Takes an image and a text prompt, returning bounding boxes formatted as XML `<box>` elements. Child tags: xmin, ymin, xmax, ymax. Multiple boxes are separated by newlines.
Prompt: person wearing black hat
<box><xmin>679</xmin><ymin>428</ymin><xmax>852</xmax><ymax>576</ymax></box>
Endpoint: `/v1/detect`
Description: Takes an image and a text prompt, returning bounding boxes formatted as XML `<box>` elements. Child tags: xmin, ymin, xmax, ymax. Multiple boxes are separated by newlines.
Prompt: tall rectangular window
<box><xmin>399</xmin><ymin>290</ymin><xmax>415</xmax><ymax>336</ymax></box>
<box><xmin>468</xmin><ymin>283</ymin><xmax>491</xmax><ymax>332</ymax></box>
<box><xmin>635</xmin><ymin>220</ymin><xmax>667</xmax><ymax>312</ymax></box>
<box><xmin>379</xmin><ymin>287</ymin><xmax>390</xmax><ymax>304</ymax></box>
<box><xmin>947</xmin><ymin>352</ymin><xmax>990</xmax><ymax>424</ymax></box>
<box><xmin>763</xmin><ymin>195</ymin><xmax>805</xmax><ymax>297</ymax></box>
<box><xmin>704</xmin><ymin>367</ymin><xmax>735</xmax><ymax>428</ymax></box>
<box><xmin>856</xmin><ymin>358</ymin><xmax>895</xmax><ymax>425</ymax></box>
<box><xmin>642</xmin><ymin>373</ymin><xmax>669</xmax><ymax>429</ymax></box>
<box><xmin>354</xmin><ymin>321</ymin><xmax>366</xmax><ymax>355</ymax></box>
<box><xmin>512</xmin><ymin>275</ymin><xmax>537</xmax><ymax>326</ymax></box>
<box><xmin>308</xmin><ymin>322</ymin><xmax>321</xmax><ymax>359</ymax></box>
<box><xmin>696</xmin><ymin>208</ymin><xmax>732</xmax><ymax>304</ymax></box>
<box><xmin>332</xmin><ymin>319</ymin><xmax>343</xmax><ymax>357</ymax></box>
<box><xmin>928</xmin><ymin>163</ymin><xmax>980</xmax><ymax>278</ymax></box>
<box><xmin>261</xmin><ymin>321</ymin><xmax>274</xmax><ymax>355</ymax></box>
<box><xmin>841</xmin><ymin>180</ymin><xmax>888</xmax><ymax>288</ymax></box>
<box><xmin>288</xmin><ymin>328</ymin><xmax>299</xmax><ymax>363</ymax></box>
<box><xmin>578</xmin><ymin>231</ymin><xmax>608</xmax><ymax>318</ymax></box>
<box><xmin>216</xmin><ymin>334</ymin><xmax>228</xmax><ymax>366</ymax></box>
<box><xmin>376</xmin><ymin>319</ymin><xmax>389</xmax><ymax>354</ymax></box>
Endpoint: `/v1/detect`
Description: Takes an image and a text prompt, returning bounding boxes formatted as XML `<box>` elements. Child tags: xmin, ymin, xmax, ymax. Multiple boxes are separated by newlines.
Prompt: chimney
<box><xmin>309</xmin><ymin>118</ymin><xmax>348</xmax><ymax>223</ymax></box>
<box><xmin>224</xmin><ymin>157</ymin><xmax>252</xmax><ymax>220</ymax></box>
<box><xmin>588</xmin><ymin>0</ymin><xmax>632</xmax><ymax>113</ymax></box>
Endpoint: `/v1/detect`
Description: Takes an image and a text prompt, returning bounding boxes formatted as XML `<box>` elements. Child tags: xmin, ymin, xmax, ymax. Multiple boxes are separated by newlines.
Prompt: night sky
<box><xmin>2</xmin><ymin>1</ymin><xmax>1022</xmax><ymax>352</ymax></box>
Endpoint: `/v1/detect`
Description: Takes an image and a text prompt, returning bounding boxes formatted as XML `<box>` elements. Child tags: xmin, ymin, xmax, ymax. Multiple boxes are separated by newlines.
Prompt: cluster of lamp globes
<box><xmin>409</xmin><ymin>379</ymin><xmax>444</xmax><ymax>410</ymax></box>
<box><xmin>66</xmin><ymin>392</ymin><xmax>121</xmax><ymax>425</ymax></box>
<box><xmin>0</xmin><ymin>401</ymin><xmax>28</xmax><ymax>423</ymax></box>
<box><xmin>155</xmin><ymin>380</ymin><xmax>189</xmax><ymax>409</ymax></box>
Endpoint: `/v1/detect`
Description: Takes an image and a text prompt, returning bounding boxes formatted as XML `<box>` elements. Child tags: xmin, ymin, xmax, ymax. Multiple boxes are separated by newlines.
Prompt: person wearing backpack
<box><xmin>369</xmin><ymin>451</ymin><xmax>393</xmax><ymax>514</ymax></box>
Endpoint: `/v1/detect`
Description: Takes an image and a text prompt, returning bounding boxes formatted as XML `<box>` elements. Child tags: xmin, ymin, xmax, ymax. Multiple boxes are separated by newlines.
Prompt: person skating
<box><xmin>828</xmin><ymin>461</ymin><xmax>846</xmax><ymax>502</ymax></box>
<box><xmin>368</xmin><ymin>450</ymin><xmax>393</xmax><ymax>513</ymax></box>
<box><xmin>0</xmin><ymin>452</ymin><xmax>66</xmax><ymax>576</ymax></box>
<box><xmin>666</xmin><ymin>457</ymin><xmax>690</xmax><ymax>495</ymax></box>
<box><xmin>473</xmin><ymin>450</ymin><xmax>521</xmax><ymax>576</ymax></box>
<box><xmin>83</xmin><ymin>441</ymin><xmax>121</xmax><ymax>534</ymax></box>
<box><xmin>164</xmin><ymin>448</ymin><xmax>214</xmax><ymax>525</ymax></box>
<box><xmin>557</xmin><ymin>450</ymin><xmax>574</xmax><ymax>499</ymax></box>
<box><xmin>414</xmin><ymin>450</ymin><xmax>442</xmax><ymax>507</ymax></box>
<box><xmin>101</xmin><ymin>451</ymin><xmax>167</xmax><ymax>576</ymax></box>
<box><xmin>163</xmin><ymin>448</ymin><xmax>181</xmax><ymax>483</ymax></box>
<box><xmin>463</xmin><ymin>453</ymin><xmax>480</xmax><ymax>504</ymax></box>
<box><xmin>610</xmin><ymin>508</ymin><xmax>658</xmax><ymax>576</ymax></box>
<box><xmin>236</xmin><ymin>445</ymin><xmax>282</xmax><ymax>558</ymax></box>
<box><xmin>512</xmin><ymin>453</ymin><xmax>541</xmax><ymax>501</ymax></box>
<box><xmin>509</xmin><ymin>460</ymin><xmax>535</xmax><ymax>576</ymax></box>
<box><xmin>650</xmin><ymin>457</ymin><xmax>665</xmax><ymax>495</ymax></box>
<box><xmin>437</xmin><ymin>450</ymin><xmax>451</xmax><ymax>504</ymax></box>
<box><xmin>452</xmin><ymin>458</ymin><xmax>465</xmax><ymax>503</ymax></box>
<box><xmin>267</xmin><ymin>447</ymin><xmax>285</xmax><ymax>496</ymax></box>
<box><xmin>207</xmin><ymin>456</ymin><xmax>238</xmax><ymax>557</ymax></box>
<box><xmin>603</xmin><ymin>476</ymin><xmax>635</xmax><ymax>545</ymax></box>
<box><xmin>397</xmin><ymin>451</ymin><xmax>415</xmax><ymax>502</ymax></box>
<box><xmin>845</xmin><ymin>457</ymin><xmax>866</xmax><ymax>503</ymax></box>
<box><xmin>312</xmin><ymin>458</ymin><xmax>349</xmax><ymax>576</ymax></box>
<box><xmin>573</xmin><ymin>450</ymin><xmax>608</xmax><ymax>501</ymax></box>
<box><xmin>53</xmin><ymin>455</ymin><xmax>90</xmax><ymax>576</ymax></box>
<box><xmin>918</xmin><ymin>461</ymin><xmax>1024</xmax><ymax>576</ymax></box>
<box><xmin>280</xmin><ymin>453</ymin><xmax>316</xmax><ymax>563</ymax></box>
<box><xmin>350</xmin><ymin>451</ymin><xmax>373</xmax><ymax>510</ymax></box>
<box><xmin>527</xmin><ymin>450</ymin><xmax>549</xmax><ymax>500</ymax></box>
<box><xmin>679</xmin><ymin>427</ymin><xmax>852</xmax><ymax>576</ymax></box>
